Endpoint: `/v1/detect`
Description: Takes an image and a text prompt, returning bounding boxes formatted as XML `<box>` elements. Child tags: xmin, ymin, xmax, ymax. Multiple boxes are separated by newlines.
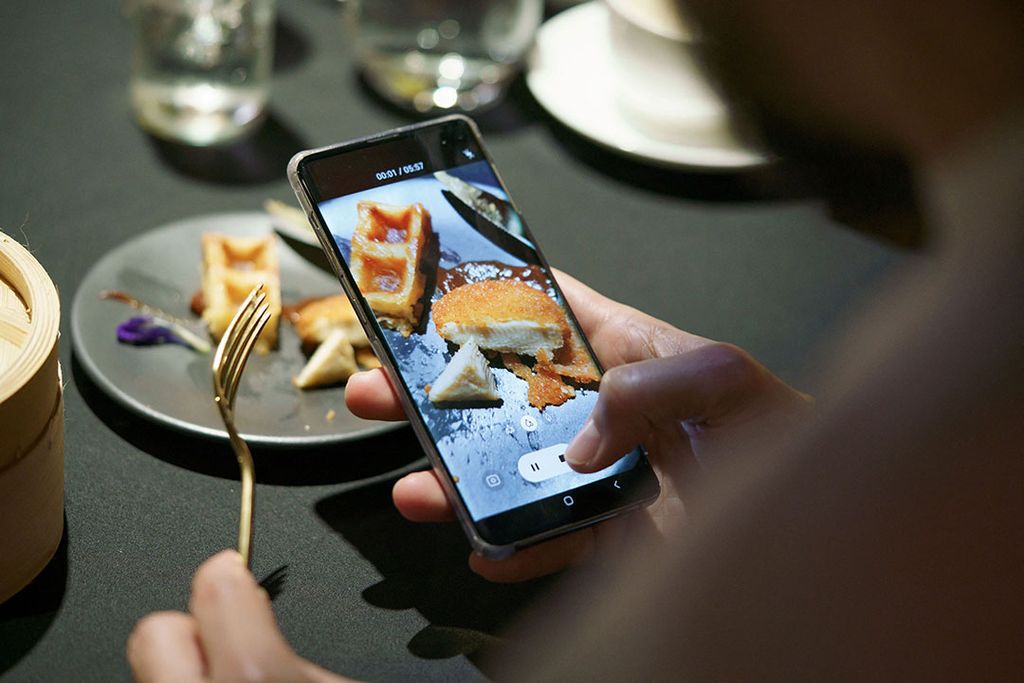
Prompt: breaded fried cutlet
<box><xmin>503</xmin><ymin>354</ymin><xmax>576</xmax><ymax>409</ymax></box>
<box><xmin>284</xmin><ymin>294</ymin><xmax>368</xmax><ymax>350</ymax></box>
<box><xmin>432</xmin><ymin>279</ymin><xmax>568</xmax><ymax>356</ymax></box>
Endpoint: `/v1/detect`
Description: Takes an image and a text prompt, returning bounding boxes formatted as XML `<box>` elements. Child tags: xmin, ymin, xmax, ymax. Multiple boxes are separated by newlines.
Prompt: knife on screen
<box><xmin>435</xmin><ymin>171</ymin><xmax>537</xmax><ymax>264</ymax></box>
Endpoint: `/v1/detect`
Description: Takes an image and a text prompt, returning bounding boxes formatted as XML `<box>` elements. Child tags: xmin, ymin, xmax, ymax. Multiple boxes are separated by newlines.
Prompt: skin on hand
<box><xmin>127</xmin><ymin>550</ymin><xmax>352</xmax><ymax>683</ymax></box>
<box><xmin>345</xmin><ymin>271</ymin><xmax>812</xmax><ymax>582</ymax></box>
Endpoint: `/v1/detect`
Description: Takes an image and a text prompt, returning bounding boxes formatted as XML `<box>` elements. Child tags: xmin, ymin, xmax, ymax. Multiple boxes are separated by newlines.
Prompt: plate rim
<box><xmin>70</xmin><ymin>211</ymin><xmax>405</xmax><ymax>448</ymax></box>
<box><xmin>526</xmin><ymin>1</ymin><xmax>772</xmax><ymax>172</ymax></box>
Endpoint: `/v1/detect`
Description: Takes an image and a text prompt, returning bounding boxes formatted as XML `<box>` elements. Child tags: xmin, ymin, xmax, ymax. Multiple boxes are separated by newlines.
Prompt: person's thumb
<box><xmin>189</xmin><ymin>550</ymin><xmax>298</xmax><ymax>680</ymax></box>
<box><xmin>565</xmin><ymin>344</ymin><xmax>782</xmax><ymax>472</ymax></box>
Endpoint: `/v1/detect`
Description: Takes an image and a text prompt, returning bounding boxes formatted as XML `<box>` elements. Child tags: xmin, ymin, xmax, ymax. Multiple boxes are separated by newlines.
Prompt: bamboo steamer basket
<box><xmin>0</xmin><ymin>231</ymin><xmax>63</xmax><ymax>604</ymax></box>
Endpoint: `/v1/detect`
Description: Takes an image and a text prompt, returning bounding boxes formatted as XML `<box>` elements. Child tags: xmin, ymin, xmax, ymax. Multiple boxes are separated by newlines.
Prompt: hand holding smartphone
<box><xmin>289</xmin><ymin>116</ymin><xmax>660</xmax><ymax>558</ymax></box>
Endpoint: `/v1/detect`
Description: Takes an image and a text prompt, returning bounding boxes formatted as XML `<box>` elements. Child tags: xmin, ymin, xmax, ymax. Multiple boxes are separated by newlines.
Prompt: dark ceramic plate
<box><xmin>71</xmin><ymin>212</ymin><xmax>401</xmax><ymax>447</ymax></box>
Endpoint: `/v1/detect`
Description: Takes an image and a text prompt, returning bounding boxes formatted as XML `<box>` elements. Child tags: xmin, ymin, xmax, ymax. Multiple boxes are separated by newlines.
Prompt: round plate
<box><xmin>71</xmin><ymin>212</ymin><xmax>402</xmax><ymax>447</ymax></box>
<box><xmin>526</xmin><ymin>2</ymin><xmax>769</xmax><ymax>171</ymax></box>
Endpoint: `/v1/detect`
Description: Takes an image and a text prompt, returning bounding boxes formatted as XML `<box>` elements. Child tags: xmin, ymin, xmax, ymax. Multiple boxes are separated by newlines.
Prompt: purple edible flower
<box><xmin>116</xmin><ymin>315</ymin><xmax>190</xmax><ymax>348</ymax></box>
<box><xmin>102</xmin><ymin>290</ymin><xmax>211</xmax><ymax>353</ymax></box>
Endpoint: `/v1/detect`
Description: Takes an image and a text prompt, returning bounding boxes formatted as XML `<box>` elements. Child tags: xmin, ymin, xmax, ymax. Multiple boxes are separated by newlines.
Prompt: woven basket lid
<box><xmin>1</xmin><ymin>270</ymin><xmax>31</xmax><ymax>372</ymax></box>
<box><xmin>0</xmin><ymin>232</ymin><xmax>61</xmax><ymax>468</ymax></box>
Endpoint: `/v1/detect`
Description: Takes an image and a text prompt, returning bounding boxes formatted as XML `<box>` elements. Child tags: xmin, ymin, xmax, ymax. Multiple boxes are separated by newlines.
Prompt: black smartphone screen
<box><xmin>294</xmin><ymin>117</ymin><xmax>659</xmax><ymax>550</ymax></box>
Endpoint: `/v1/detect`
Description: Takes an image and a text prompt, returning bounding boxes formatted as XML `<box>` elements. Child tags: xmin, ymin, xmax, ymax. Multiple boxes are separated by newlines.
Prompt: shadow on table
<box><xmin>72</xmin><ymin>354</ymin><xmax>425</xmax><ymax>486</ymax></box>
<box><xmin>315</xmin><ymin>480</ymin><xmax>554</xmax><ymax>678</ymax></box>
<box><xmin>146</xmin><ymin>110</ymin><xmax>308</xmax><ymax>187</ymax></box>
<box><xmin>521</xmin><ymin>91</ymin><xmax>924</xmax><ymax>247</ymax></box>
<box><xmin>0</xmin><ymin>521</ymin><xmax>68</xmax><ymax>676</ymax></box>
<box><xmin>273</xmin><ymin>15</ymin><xmax>312</xmax><ymax>74</ymax></box>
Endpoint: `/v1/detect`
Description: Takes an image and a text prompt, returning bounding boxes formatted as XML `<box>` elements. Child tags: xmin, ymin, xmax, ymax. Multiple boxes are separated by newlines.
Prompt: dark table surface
<box><xmin>0</xmin><ymin>1</ymin><xmax>909</xmax><ymax>680</ymax></box>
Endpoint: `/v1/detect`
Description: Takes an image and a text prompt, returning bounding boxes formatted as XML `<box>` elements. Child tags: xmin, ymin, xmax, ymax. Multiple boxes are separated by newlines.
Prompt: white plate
<box><xmin>526</xmin><ymin>2</ymin><xmax>769</xmax><ymax>171</ymax></box>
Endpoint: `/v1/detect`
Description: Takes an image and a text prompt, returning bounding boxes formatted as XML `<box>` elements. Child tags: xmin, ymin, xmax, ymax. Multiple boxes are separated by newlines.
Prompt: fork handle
<box><xmin>237</xmin><ymin>453</ymin><xmax>254</xmax><ymax>567</ymax></box>
<box><xmin>220</xmin><ymin>403</ymin><xmax>256</xmax><ymax>568</ymax></box>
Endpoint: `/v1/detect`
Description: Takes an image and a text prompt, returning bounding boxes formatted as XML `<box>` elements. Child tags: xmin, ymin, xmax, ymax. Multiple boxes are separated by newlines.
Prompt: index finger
<box><xmin>552</xmin><ymin>269</ymin><xmax>709</xmax><ymax>365</ymax></box>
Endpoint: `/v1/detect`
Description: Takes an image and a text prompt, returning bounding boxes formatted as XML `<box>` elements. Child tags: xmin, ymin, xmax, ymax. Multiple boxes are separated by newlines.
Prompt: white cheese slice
<box><xmin>293</xmin><ymin>328</ymin><xmax>358</xmax><ymax>389</ymax></box>
<box><xmin>429</xmin><ymin>341</ymin><xmax>500</xmax><ymax>403</ymax></box>
<box><xmin>437</xmin><ymin>320</ymin><xmax>563</xmax><ymax>356</ymax></box>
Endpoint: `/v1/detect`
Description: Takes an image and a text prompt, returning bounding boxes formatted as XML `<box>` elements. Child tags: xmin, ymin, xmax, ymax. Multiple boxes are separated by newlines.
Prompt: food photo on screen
<box><xmin>315</xmin><ymin>160</ymin><xmax>641</xmax><ymax>521</ymax></box>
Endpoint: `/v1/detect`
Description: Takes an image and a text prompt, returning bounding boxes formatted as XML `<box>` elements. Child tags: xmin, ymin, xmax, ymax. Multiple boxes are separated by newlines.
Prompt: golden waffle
<box><xmin>200</xmin><ymin>233</ymin><xmax>281</xmax><ymax>353</ymax></box>
<box><xmin>349</xmin><ymin>201</ymin><xmax>432</xmax><ymax>336</ymax></box>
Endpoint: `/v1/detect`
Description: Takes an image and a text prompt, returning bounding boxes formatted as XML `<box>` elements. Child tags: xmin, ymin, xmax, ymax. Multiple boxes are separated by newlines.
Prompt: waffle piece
<box><xmin>284</xmin><ymin>294</ymin><xmax>369</xmax><ymax>350</ymax></box>
<box><xmin>200</xmin><ymin>233</ymin><xmax>281</xmax><ymax>353</ymax></box>
<box><xmin>349</xmin><ymin>201</ymin><xmax>432</xmax><ymax>336</ymax></box>
<box><xmin>432</xmin><ymin>280</ymin><xmax>569</xmax><ymax>356</ymax></box>
<box><xmin>429</xmin><ymin>341</ymin><xmax>500</xmax><ymax>404</ymax></box>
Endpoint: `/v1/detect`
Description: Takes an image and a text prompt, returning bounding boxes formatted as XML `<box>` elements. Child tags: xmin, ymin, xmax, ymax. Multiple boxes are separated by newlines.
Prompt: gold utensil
<box><xmin>211</xmin><ymin>283</ymin><xmax>270</xmax><ymax>568</ymax></box>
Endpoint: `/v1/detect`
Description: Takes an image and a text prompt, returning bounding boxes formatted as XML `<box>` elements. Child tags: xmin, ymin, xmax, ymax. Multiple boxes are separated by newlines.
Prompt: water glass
<box><xmin>129</xmin><ymin>0</ymin><xmax>276</xmax><ymax>146</ymax></box>
<box><xmin>345</xmin><ymin>0</ymin><xmax>542</xmax><ymax>113</ymax></box>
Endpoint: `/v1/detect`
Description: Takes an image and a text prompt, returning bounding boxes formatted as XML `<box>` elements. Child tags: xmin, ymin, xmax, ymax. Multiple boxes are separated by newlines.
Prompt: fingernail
<box><xmin>565</xmin><ymin>418</ymin><xmax>600</xmax><ymax>469</ymax></box>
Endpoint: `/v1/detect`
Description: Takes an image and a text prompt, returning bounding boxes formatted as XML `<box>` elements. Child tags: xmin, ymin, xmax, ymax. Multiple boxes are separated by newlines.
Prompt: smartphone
<box><xmin>289</xmin><ymin>115</ymin><xmax>660</xmax><ymax>558</ymax></box>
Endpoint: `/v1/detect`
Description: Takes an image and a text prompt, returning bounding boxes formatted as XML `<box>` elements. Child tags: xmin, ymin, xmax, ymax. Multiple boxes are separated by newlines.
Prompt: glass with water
<box><xmin>130</xmin><ymin>0</ymin><xmax>275</xmax><ymax>146</ymax></box>
<box><xmin>347</xmin><ymin>0</ymin><xmax>542</xmax><ymax>113</ymax></box>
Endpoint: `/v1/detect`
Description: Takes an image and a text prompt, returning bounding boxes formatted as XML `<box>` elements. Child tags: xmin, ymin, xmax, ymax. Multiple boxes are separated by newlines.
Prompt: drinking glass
<box><xmin>346</xmin><ymin>0</ymin><xmax>542</xmax><ymax>113</ymax></box>
<box><xmin>129</xmin><ymin>0</ymin><xmax>276</xmax><ymax>146</ymax></box>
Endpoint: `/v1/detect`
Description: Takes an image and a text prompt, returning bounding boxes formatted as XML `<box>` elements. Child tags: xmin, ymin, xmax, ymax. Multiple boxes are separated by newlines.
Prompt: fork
<box><xmin>211</xmin><ymin>283</ymin><xmax>271</xmax><ymax>568</ymax></box>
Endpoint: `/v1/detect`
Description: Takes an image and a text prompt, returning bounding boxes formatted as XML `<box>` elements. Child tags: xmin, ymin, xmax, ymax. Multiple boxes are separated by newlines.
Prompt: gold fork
<box><xmin>211</xmin><ymin>283</ymin><xmax>271</xmax><ymax>568</ymax></box>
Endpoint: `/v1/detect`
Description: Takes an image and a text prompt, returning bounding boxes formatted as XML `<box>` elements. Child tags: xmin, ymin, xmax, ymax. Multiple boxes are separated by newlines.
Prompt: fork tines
<box><xmin>213</xmin><ymin>284</ymin><xmax>271</xmax><ymax>408</ymax></box>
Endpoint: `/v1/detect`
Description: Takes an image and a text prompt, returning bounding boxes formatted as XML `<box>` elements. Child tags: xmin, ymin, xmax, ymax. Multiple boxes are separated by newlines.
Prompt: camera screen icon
<box><xmin>484</xmin><ymin>473</ymin><xmax>502</xmax><ymax>488</ymax></box>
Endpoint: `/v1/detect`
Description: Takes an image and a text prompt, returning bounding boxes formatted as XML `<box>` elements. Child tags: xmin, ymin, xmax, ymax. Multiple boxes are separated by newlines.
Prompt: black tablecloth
<box><xmin>0</xmin><ymin>1</ymin><xmax>907</xmax><ymax>680</ymax></box>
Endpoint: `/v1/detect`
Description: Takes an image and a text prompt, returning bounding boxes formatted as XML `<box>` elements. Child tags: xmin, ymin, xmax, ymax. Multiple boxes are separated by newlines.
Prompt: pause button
<box><xmin>517</xmin><ymin>444</ymin><xmax>571</xmax><ymax>483</ymax></box>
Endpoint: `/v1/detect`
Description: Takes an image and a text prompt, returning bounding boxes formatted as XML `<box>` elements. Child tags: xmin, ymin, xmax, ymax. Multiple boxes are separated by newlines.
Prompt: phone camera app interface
<box><xmin>311</xmin><ymin>137</ymin><xmax>640</xmax><ymax>522</ymax></box>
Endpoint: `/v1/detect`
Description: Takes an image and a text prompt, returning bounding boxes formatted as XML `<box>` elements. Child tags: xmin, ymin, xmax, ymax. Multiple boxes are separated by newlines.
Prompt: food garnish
<box><xmin>101</xmin><ymin>290</ymin><xmax>211</xmax><ymax>352</ymax></box>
